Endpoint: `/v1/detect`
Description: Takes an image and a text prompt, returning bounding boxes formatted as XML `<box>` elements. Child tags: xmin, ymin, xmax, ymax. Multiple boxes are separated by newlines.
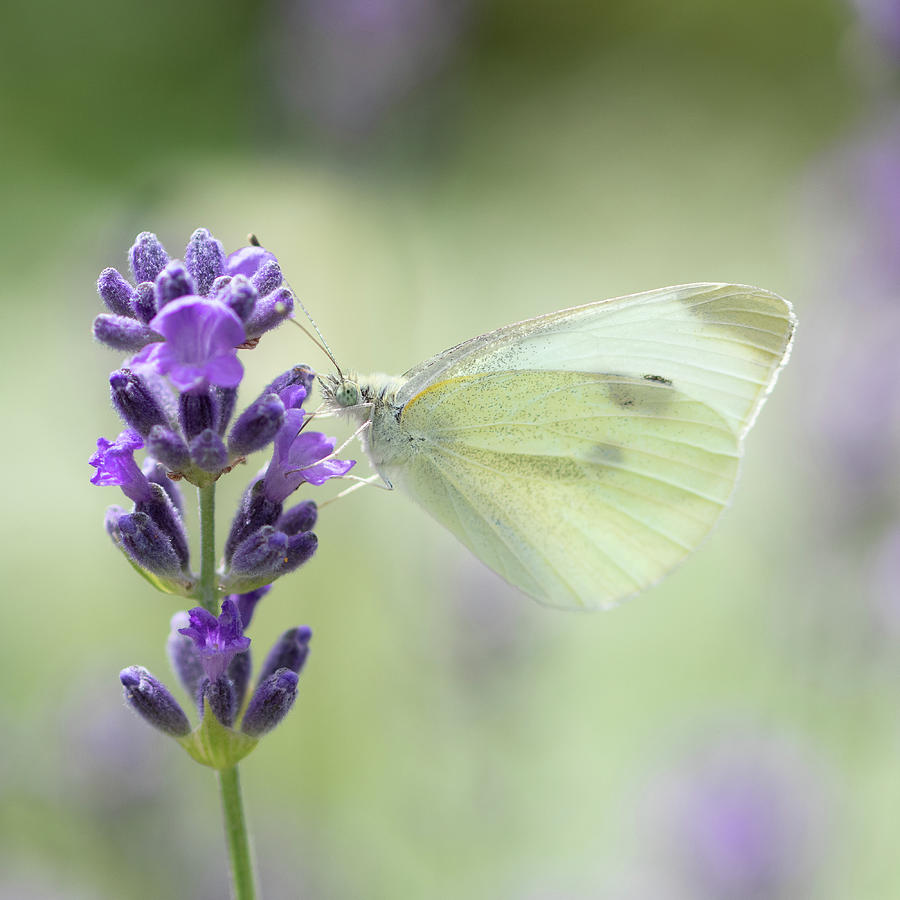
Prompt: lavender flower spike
<box><xmin>120</xmin><ymin>666</ymin><xmax>191</xmax><ymax>737</ymax></box>
<box><xmin>240</xmin><ymin>669</ymin><xmax>299</xmax><ymax>737</ymax></box>
<box><xmin>178</xmin><ymin>599</ymin><xmax>251</xmax><ymax>682</ymax></box>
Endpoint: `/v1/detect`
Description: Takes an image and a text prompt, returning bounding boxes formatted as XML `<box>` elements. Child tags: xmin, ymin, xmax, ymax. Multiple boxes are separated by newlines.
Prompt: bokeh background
<box><xmin>2</xmin><ymin>0</ymin><xmax>900</xmax><ymax>897</ymax></box>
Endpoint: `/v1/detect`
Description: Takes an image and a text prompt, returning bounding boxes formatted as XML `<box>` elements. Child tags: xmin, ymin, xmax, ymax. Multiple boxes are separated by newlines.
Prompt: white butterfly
<box><xmin>319</xmin><ymin>283</ymin><xmax>795</xmax><ymax>610</ymax></box>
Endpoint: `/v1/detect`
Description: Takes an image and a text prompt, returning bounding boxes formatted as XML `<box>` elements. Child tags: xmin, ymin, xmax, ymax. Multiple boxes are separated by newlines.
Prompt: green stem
<box><xmin>198</xmin><ymin>482</ymin><xmax>217</xmax><ymax>613</ymax></box>
<box><xmin>218</xmin><ymin>766</ymin><xmax>256</xmax><ymax>900</ymax></box>
<box><xmin>197</xmin><ymin>484</ymin><xmax>258</xmax><ymax>897</ymax></box>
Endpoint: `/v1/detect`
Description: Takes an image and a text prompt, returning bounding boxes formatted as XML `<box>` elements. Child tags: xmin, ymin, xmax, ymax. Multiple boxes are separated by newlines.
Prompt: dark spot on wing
<box><xmin>643</xmin><ymin>374</ymin><xmax>672</xmax><ymax>386</ymax></box>
<box><xmin>607</xmin><ymin>381</ymin><xmax>636</xmax><ymax>408</ymax></box>
<box><xmin>589</xmin><ymin>443</ymin><xmax>623</xmax><ymax>465</ymax></box>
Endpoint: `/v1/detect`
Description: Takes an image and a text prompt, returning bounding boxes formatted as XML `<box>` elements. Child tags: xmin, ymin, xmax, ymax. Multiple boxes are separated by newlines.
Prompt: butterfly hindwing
<box><xmin>392</xmin><ymin>370</ymin><xmax>741</xmax><ymax>609</ymax></box>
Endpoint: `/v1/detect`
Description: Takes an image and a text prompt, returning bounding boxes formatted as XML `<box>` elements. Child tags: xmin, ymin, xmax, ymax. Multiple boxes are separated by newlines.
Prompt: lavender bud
<box><xmin>228</xmin><ymin>651</ymin><xmax>252</xmax><ymax>713</ymax></box>
<box><xmin>240</xmin><ymin>669</ymin><xmax>298</xmax><ymax>737</ymax></box>
<box><xmin>278</xmin><ymin>500</ymin><xmax>317</xmax><ymax>536</ymax></box>
<box><xmin>93</xmin><ymin>314</ymin><xmax>162</xmax><ymax>352</ymax></box>
<box><xmin>228</xmin><ymin>527</ymin><xmax>288</xmax><ymax>578</ymax></box>
<box><xmin>167</xmin><ymin>611</ymin><xmax>205</xmax><ymax>700</ymax></box>
<box><xmin>143</xmin><ymin>459</ymin><xmax>184</xmax><ymax>516</ymax></box>
<box><xmin>146</xmin><ymin>425</ymin><xmax>191</xmax><ymax>472</ymax></box>
<box><xmin>221</xmin><ymin>275</ymin><xmax>258</xmax><ymax>322</ymax></box>
<box><xmin>279</xmin><ymin>531</ymin><xmax>318</xmax><ymax>575</ymax></box>
<box><xmin>129</xmin><ymin>232</ymin><xmax>169</xmax><ymax>284</ymax></box>
<box><xmin>213</xmin><ymin>386</ymin><xmax>238</xmax><ymax>434</ymax></box>
<box><xmin>263</xmin><ymin>365</ymin><xmax>315</xmax><ymax>397</ymax></box>
<box><xmin>225</xmin><ymin>481</ymin><xmax>283</xmax><ymax>563</ymax></box>
<box><xmin>109</xmin><ymin>510</ymin><xmax>185</xmax><ymax>579</ymax></box>
<box><xmin>232</xmin><ymin>586</ymin><xmax>271</xmax><ymax>631</ymax></box>
<box><xmin>120</xmin><ymin>666</ymin><xmax>191</xmax><ymax>737</ymax></box>
<box><xmin>110</xmin><ymin>368</ymin><xmax>172</xmax><ymax>438</ymax></box>
<box><xmin>131</xmin><ymin>282</ymin><xmax>157</xmax><ymax>324</ymax></box>
<box><xmin>200</xmin><ymin>676</ymin><xmax>237</xmax><ymax>727</ymax></box>
<box><xmin>245</xmin><ymin>287</ymin><xmax>294</xmax><ymax>340</ymax></box>
<box><xmin>155</xmin><ymin>260</ymin><xmax>196</xmax><ymax>308</ymax></box>
<box><xmin>251</xmin><ymin>260</ymin><xmax>282</xmax><ymax>296</ymax></box>
<box><xmin>135</xmin><ymin>484</ymin><xmax>190</xmax><ymax>569</ymax></box>
<box><xmin>190</xmin><ymin>429</ymin><xmax>228</xmax><ymax>472</ymax></box>
<box><xmin>185</xmin><ymin>228</ymin><xmax>225</xmax><ymax>297</ymax></box>
<box><xmin>258</xmin><ymin>627</ymin><xmax>312</xmax><ymax>684</ymax></box>
<box><xmin>179</xmin><ymin>391</ymin><xmax>217</xmax><ymax>440</ymax></box>
<box><xmin>97</xmin><ymin>267</ymin><xmax>134</xmax><ymax>316</ymax></box>
<box><xmin>227</xmin><ymin>394</ymin><xmax>285</xmax><ymax>457</ymax></box>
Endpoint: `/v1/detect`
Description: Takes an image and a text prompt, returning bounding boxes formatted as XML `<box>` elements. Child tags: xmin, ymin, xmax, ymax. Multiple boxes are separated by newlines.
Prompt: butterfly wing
<box><xmin>383</xmin><ymin>284</ymin><xmax>794</xmax><ymax>609</ymax></box>
<box><xmin>397</xmin><ymin>283</ymin><xmax>795</xmax><ymax>439</ymax></box>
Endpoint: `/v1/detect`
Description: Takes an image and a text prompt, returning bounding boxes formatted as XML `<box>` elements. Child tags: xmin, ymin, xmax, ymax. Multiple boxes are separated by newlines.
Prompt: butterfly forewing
<box><xmin>397</xmin><ymin>284</ymin><xmax>795</xmax><ymax>438</ymax></box>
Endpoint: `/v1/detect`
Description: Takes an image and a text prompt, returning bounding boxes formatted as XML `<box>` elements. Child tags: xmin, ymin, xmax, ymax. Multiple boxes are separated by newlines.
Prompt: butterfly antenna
<box><xmin>248</xmin><ymin>233</ymin><xmax>344</xmax><ymax>379</ymax></box>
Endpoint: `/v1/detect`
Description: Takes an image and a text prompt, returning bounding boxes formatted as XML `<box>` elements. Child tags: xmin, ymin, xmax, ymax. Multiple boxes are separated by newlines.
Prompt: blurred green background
<box><xmin>3</xmin><ymin>0</ymin><xmax>900</xmax><ymax>897</ymax></box>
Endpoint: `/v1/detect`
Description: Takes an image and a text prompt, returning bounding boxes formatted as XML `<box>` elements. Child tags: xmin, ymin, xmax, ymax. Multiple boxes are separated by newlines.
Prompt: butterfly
<box><xmin>318</xmin><ymin>283</ymin><xmax>795</xmax><ymax>610</ymax></box>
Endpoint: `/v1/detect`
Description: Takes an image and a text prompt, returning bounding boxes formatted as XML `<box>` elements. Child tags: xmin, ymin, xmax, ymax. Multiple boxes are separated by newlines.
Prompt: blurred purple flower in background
<box><xmin>797</xmin><ymin>113</ymin><xmax>900</xmax><ymax>500</ymax></box>
<box><xmin>852</xmin><ymin>0</ymin><xmax>900</xmax><ymax>58</ymax></box>
<box><xmin>269</xmin><ymin>0</ymin><xmax>468</xmax><ymax>139</ymax></box>
<box><xmin>638</xmin><ymin>729</ymin><xmax>831</xmax><ymax>900</ymax></box>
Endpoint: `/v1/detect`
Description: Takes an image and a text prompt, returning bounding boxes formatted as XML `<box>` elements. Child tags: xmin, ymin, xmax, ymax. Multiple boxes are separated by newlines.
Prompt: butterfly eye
<box><xmin>335</xmin><ymin>382</ymin><xmax>360</xmax><ymax>408</ymax></box>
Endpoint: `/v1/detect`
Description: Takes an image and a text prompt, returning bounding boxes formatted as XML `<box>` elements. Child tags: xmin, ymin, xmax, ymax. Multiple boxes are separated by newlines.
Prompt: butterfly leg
<box><xmin>318</xmin><ymin>473</ymin><xmax>392</xmax><ymax>508</ymax></box>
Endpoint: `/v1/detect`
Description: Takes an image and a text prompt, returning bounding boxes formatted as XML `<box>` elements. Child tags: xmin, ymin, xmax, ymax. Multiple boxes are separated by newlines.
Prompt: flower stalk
<box><xmin>218</xmin><ymin>766</ymin><xmax>256</xmax><ymax>900</ymax></box>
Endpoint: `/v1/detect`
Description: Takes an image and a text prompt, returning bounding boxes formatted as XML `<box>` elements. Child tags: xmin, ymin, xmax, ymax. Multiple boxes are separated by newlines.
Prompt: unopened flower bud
<box><xmin>225</xmin><ymin>481</ymin><xmax>283</xmax><ymax>563</ymax></box>
<box><xmin>93</xmin><ymin>314</ymin><xmax>162</xmax><ymax>352</ymax></box>
<box><xmin>240</xmin><ymin>669</ymin><xmax>299</xmax><ymax>737</ymax></box>
<box><xmin>131</xmin><ymin>282</ymin><xmax>157</xmax><ymax>324</ymax></box>
<box><xmin>130</xmin><ymin>232</ymin><xmax>169</xmax><ymax>284</ymax></box>
<box><xmin>97</xmin><ymin>267</ymin><xmax>134</xmax><ymax>316</ymax></box>
<box><xmin>190</xmin><ymin>429</ymin><xmax>228</xmax><ymax>472</ymax></box>
<box><xmin>227</xmin><ymin>394</ymin><xmax>285</xmax><ymax>457</ymax></box>
<box><xmin>120</xmin><ymin>665</ymin><xmax>191</xmax><ymax>737</ymax></box>
<box><xmin>110</xmin><ymin>368</ymin><xmax>173</xmax><ymax>438</ymax></box>
<box><xmin>155</xmin><ymin>260</ymin><xmax>196</xmax><ymax>308</ymax></box>
<box><xmin>167</xmin><ymin>611</ymin><xmax>205</xmax><ymax>699</ymax></box>
<box><xmin>146</xmin><ymin>425</ymin><xmax>191</xmax><ymax>472</ymax></box>
<box><xmin>185</xmin><ymin>228</ymin><xmax>225</xmax><ymax>297</ymax></box>
<box><xmin>258</xmin><ymin>627</ymin><xmax>312</xmax><ymax>684</ymax></box>
<box><xmin>251</xmin><ymin>260</ymin><xmax>282</xmax><ymax>296</ymax></box>
<box><xmin>245</xmin><ymin>287</ymin><xmax>294</xmax><ymax>340</ymax></box>
<box><xmin>200</xmin><ymin>675</ymin><xmax>237</xmax><ymax>727</ymax></box>
<box><xmin>277</xmin><ymin>500</ymin><xmax>317</xmax><ymax>536</ymax></box>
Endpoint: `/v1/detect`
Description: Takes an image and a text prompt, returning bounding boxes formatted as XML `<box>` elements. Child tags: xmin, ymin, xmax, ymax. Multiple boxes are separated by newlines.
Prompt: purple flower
<box><xmin>178</xmin><ymin>599</ymin><xmax>251</xmax><ymax>682</ymax></box>
<box><xmin>640</xmin><ymin>730</ymin><xmax>830</xmax><ymax>900</ymax></box>
<box><xmin>263</xmin><ymin>409</ymin><xmax>355</xmax><ymax>503</ymax></box>
<box><xmin>133</xmin><ymin>296</ymin><xmax>246</xmax><ymax>393</ymax></box>
<box><xmin>89</xmin><ymin>430</ymin><xmax>152</xmax><ymax>502</ymax></box>
<box><xmin>852</xmin><ymin>0</ymin><xmax>900</xmax><ymax>58</ymax></box>
<box><xmin>272</xmin><ymin>0</ymin><xmax>468</xmax><ymax>141</ymax></box>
